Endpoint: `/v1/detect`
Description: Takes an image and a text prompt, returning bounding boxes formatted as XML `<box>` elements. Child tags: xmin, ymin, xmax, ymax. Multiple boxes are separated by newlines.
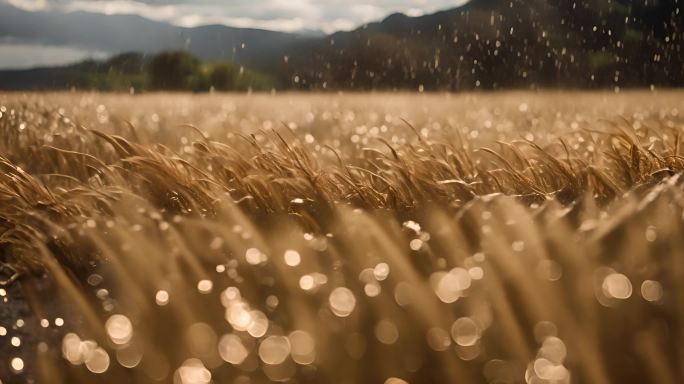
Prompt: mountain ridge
<box><xmin>0</xmin><ymin>1</ymin><xmax>311</xmax><ymax>67</ymax></box>
<box><xmin>0</xmin><ymin>0</ymin><xmax>682</xmax><ymax>90</ymax></box>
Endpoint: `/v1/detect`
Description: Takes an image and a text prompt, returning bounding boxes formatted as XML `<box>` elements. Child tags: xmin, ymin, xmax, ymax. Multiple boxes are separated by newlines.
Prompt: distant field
<box><xmin>0</xmin><ymin>91</ymin><xmax>683</xmax><ymax>384</ymax></box>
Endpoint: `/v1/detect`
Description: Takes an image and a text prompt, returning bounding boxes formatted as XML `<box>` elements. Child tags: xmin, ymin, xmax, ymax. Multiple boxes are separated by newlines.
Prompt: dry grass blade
<box><xmin>0</xmin><ymin>92</ymin><xmax>682</xmax><ymax>384</ymax></box>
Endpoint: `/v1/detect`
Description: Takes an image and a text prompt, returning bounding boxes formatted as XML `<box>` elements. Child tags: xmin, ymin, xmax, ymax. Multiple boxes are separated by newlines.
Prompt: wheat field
<box><xmin>0</xmin><ymin>91</ymin><xmax>683</xmax><ymax>384</ymax></box>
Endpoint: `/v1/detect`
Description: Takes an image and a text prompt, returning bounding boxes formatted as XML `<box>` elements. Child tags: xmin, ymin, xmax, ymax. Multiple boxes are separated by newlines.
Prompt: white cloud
<box><xmin>405</xmin><ymin>8</ymin><xmax>425</xmax><ymax>17</ymax></box>
<box><xmin>6</xmin><ymin>0</ymin><xmax>48</xmax><ymax>11</ymax></box>
<box><xmin>62</xmin><ymin>1</ymin><xmax>179</xmax><ymax>19</ymax></box>
<box><xmin>8</xmin><ymin>0</ymin><xmax>470</xmax><ymax>33</ymax></box>
<box><xmin>0</xmin><ymin>42</ymin><xmax>108</xmax><ymax>69</ymax></box>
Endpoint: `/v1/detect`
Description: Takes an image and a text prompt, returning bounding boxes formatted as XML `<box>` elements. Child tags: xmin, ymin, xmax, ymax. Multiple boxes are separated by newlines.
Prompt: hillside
<box><xmin>275</xmin><ymin>0</ymin><xmax>684</xmax><ymax>90</ymax></box>
<box><xmin>0</xmin><ymin>2</ymin><xmax>311</xmax><ymax>66</ymax></box>
<box><xmin>0</xmin><ymin>0</ymin><xmax>682</xmax><ymax>90</ymax></box>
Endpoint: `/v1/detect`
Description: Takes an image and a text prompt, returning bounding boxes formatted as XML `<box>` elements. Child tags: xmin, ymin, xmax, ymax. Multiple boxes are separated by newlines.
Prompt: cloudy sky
<box><xmin>0</xmin><ymin>0</ymin><xmax>468</xmax><ymax>68</ymax></box>
<box><xmin>5</xmin><ymin>0</ymin><xmax>468</xmax><ymax>33</ymax></box>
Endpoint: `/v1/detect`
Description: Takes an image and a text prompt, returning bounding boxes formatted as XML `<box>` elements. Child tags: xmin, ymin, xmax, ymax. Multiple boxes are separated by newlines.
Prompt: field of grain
<box><xmin>0</xmin><ymin>91</ymin><xmax>683</xmax><ymax>384</ymax></box>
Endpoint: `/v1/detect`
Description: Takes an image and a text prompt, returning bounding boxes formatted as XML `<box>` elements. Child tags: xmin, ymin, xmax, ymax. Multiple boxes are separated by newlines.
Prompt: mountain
<box><xmin>0</xmin><ymin>0</ymin><xmax>682</xmax><ymax>91</ymax></box>
<box><xmin>0</xmin><ymin>2</ymin><xmax>312</xmax><ymax>67</ymax></box>
<box><xmin>274</xmin><ymin>0</ymin><xmax>684</xmax><ymax>90</ymax></box>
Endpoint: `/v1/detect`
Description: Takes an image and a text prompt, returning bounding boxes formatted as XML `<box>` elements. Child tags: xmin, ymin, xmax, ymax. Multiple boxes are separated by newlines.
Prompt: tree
<box><xmin>209</xmin><ymin>63</ymin><xmax>238</xmax><ymax>91</ymax></box>
<box><xmin>148</xmin><ymin>51</ymin><xmax>201</xmax><ymax>90</ymax></box>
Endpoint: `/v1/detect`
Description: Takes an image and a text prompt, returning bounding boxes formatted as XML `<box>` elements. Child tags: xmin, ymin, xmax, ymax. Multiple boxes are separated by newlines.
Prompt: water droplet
<box><xmin>451</xmin><ymin>317</ymin><xmax>480</xmax><ymax>346</ymax></box>
<box><xmin>533</xmin><ymin>358</ymin><xmax>569</xmax><ymax>381</ymax></box>
<box><xmin>220</xmin><ymin>287</ymin><xmax>241</xmax><ymax>306</ymax></box>
<box><xmin>539</xmin><ymin>336</ymin><xmax>567</xmax><ymax>364</ymax></box>
<box><xmin>602</xmin><ymin>273</ymin><xmax>632</xmax><ymax>299</ymax></box>
<box><xmin>394</xmin><ymin>282</ymin><xmax>413</xmax><ymax>306</ymax></box>
<box><xmin>373</xmin><ymin>263</ymin><xmax>390</xmax><ymax>281</ymax></box>
<box><xmin>375</xmin><ymin>320</ymin><xmax>399</xmax><ymax>345</ymax></box>
<box><xmin>225</xmin><ymin>302</ymin><xmax>253</xmax><ymax>331</ymax></box>
<box><xmin>106</xmin><ymin>314</ymin><xmax>133</xmax><ymax>345</ymax></box>
<box><xmin>116</xmin><ymin>342</ymin><xmax>143</xmax><ymax>368</ymax></box>
<box><xmin>469</xmin><ymin>266</ymin><xmax>484</xmax><ymax>280</ymax></box>
<box><xmin>641</xmin><ymin>280</ymin><xmax>663</xmax><ymax>302</ymax></box>
<box><xmin>197</xmin><ymin>280</ymin><xmax>213</xmax><ymax>294</ymax></box>
<box><xmin>85</xmin><ymin>347</ymin><xmax>110</xmax><ymax>374</ymax></box>
<box><xmin>87</xmin><ymin>274</ymin><xmax>103</xmax><ymax>286</ymax></box>
<box><xmin>299</xmin><ymin>275</ymin><xmax>315</xmax><ymax>291</ymax></box>
<box><xmin>266</xmin><ymin>295</ymin><xmax>279</xmax><ymax>309</ymax></box>
<box><xmin>409</xmin><ymin>239</ymin><xmax>423</xmax><ymax>250</ymax></box>
<box><xmin>175</xmin><ymin>358</ymin><xmax>211</xmax><ymax>384</ymax></box>
<box><xmin>259</xmin><ymin>336</ymin><xmax>291</xmax><ymax>365</ymax></box>
<box><xmin>289</xmin><ymin>330</ymin><xmax>316</xmax><ymax>365</ymax></box>
<box><xmin>426</xmin><ymin>327</ymin><xmax>451</xmax><ymax>351</ymax></box>
<box><xmin>156</xmin><ymin>290</ymin><xmax>170</xmax><ymax>306</ymax></box>
<box><xmin>245</xmin><ymin>247</ymin><xmax>267</xmax><ymax>265</ymax></box>
<box><xmin>62</xmin><ymin>333</ymin><xmax>84</xmax><ymax>365</ymax></box>
<box><xmin>10</xmin><ymin>357</ymin><xmax>24</xmax><ymax>373</ymax></box>
<box><xmin>364</xmin><ymin>283</ymin><xmax>381</xmax><ymax>297</ymax></box>
<box><xmin>329</xmin><ymin>287</ymin><xmax>356</xmax><ymax>317</ymax></box>
<box><xmin>403</xmin><ymin>220</ymin><xmax>421</xmax><ymax>233</ymax></box>
<box><xmin>284</xmin><ymin>250</ymin><xmax>301</xmax><ymax>267</ymax></box>
<box><xmin>247</xmin><ymin>310</ymin><xmax>269</xmax><ymax>338</ymax></box>
<box><xmin>431</xmin><ymin>268</ymin><xmax>471</xmax><ymax>303</ymax></box>
<box><xmin>218</xmin><ymin>334</ymin><xmax>249</xmax><ymax>365</ymax></box>
<box><xmin>385</xmin><ymin>378</ymin><xmax>409</xmax><ymax>384</ymax></box>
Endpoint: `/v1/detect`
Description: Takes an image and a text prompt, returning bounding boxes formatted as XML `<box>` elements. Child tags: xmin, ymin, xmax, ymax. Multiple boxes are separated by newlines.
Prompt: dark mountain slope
<box><xmin>0</xmin><ymin>0</ymin><xmax>682</xmax><ymax>90</ymax></box>
<box><xmin>275</xmin><ymin>0</ymin><xmax>683</xmax><ymax>90</ymax></box>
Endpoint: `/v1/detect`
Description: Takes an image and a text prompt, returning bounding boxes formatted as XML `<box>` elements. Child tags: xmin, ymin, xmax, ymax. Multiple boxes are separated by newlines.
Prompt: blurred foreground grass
<box><xmin>0</xmin><ymin>91</ymin><xmax>682</xmax><ymax>384</ymax></box>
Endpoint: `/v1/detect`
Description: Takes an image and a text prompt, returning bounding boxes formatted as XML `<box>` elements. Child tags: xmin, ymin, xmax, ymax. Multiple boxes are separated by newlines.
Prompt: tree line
<box><xmin>0</xmin><ymin>51</ymin><xmax>276</xmax><ymax>92</ymax></box>
<box><xmin>146</xmin><ymin>51</ymin><xmax>275</xmax><ymax>92</ymax></box>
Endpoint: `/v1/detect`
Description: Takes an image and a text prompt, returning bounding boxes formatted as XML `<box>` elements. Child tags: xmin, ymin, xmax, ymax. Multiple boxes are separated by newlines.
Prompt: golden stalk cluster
<box><xmin>0</xmin><ymin>92</ymin><xmax>681</xmax><ymax>384</ymax></box>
